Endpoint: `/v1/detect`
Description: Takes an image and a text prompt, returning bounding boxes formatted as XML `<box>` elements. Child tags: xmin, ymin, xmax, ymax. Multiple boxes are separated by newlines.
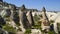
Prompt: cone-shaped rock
<box><xmin>42</xmin><ymin>7</ymin><xmax>49</xmax><ymax>26</ymax></box>
<box><xmin>20</xmin><ymin>5</ymin><xmax>31</xmax><ymax>29</ymax></box>
<box><xmin>41</xmin><ymin>7</ymin><xmax>50</xmax><ymax>30</ymax></box>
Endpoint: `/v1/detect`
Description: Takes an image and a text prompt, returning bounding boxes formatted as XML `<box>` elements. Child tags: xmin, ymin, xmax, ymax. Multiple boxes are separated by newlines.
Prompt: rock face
<box><xmin>0</xmin><ymin>15</ymin><xmax>6</xmax><ymax>26</ymax></box>
<box><xmin>13</xmin><ymin>10</ymin><xmax>20</xmax><ymax>26</ymax></box>
<box><xmin>41</xmin><ymin>7</ymin><xmax>50</xmax><ymax>30</ymax></box>
<box><xmin>27</xmin><ymin>10</ymin><xmax>34</xmax><ymax>26</ymax></box>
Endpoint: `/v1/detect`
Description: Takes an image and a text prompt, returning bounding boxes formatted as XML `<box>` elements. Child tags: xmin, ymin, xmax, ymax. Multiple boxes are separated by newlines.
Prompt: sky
<box><xmin>3</xmin><ymin>0</ymin><xmax>60</xmax><ymax>11</ymax></box>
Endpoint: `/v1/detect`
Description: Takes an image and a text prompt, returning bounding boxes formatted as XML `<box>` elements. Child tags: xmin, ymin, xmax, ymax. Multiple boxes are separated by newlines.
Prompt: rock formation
<box><xmin>41</xmin><ymin>7</ymin><xmax>50</xmax><ymax>31</ymax></box>
<box><xmin>20</xmin><ymin>5</ymin><xmax>31</xmax><ymax>29</ymax></box>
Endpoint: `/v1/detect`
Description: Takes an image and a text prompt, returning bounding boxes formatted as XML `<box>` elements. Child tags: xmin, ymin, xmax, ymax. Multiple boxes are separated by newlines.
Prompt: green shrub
<box><xmin>48</xmin><ymin>31</ymin><xmax>55</xmax><ymax>34</ymax></box>
<box><xmin>49</xmin><ymin>20</ymin><xmax>54</xmax><ymax>24</ymax></box>
<box><xmin>24</xmin><ymin>29</ymin><xmax>31</xmax><ymax>34</ymax></box>
<box><xmin>2</xmin><ymin>23</ymin><xmax>17</xmax><ymax>34</ymax></box>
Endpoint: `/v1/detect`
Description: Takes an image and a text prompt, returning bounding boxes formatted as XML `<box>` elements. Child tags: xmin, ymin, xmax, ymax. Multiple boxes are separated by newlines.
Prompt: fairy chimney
<box><xmin>41</xmin><ymin>7</ymin><xmax>50</xmax><ymax>30</ymax></box>
<box><xmin>20</xmin><ymin>5</ymin><xmax>31</xmax><ymax>29</ymax></box>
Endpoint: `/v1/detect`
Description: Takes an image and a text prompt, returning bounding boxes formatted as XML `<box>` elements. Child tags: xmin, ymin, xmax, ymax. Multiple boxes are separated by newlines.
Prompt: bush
<box><xmin>24</xmin><ymin>29</ymin><xmax>31</xmax><ymax>34</ymax></box>
<box><xmin>49</xmin><ymin>20</ymin><xmax>54</xmax><ymax>24</ymax></box>
<box><xmin>48</xmin><ymin>31</ymin><xmax>55</xmax><ymax>34</ymax></box>
<box><xmin>2</xmin><ymin>23</ymin><xmax>17</xmax><ymax>34</ymax></box>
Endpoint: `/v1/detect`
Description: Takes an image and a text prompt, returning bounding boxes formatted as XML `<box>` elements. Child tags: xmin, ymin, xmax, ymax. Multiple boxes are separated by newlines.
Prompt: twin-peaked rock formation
<box><xmin>0</xmin><ymin>0</ymin><xmax>50</xmax><ymax>32</ymax></box>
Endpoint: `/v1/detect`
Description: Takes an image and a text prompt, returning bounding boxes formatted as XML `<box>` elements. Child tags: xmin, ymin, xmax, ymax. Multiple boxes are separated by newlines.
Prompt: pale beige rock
<box><xmin>41</xmin><ymin>7</ymin><xmax>50</xmax><ymax>30</ymax></box>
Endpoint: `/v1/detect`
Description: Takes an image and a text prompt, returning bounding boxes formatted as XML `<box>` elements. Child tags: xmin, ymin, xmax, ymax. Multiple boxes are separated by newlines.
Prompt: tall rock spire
<box><xmin>42</xmin><ymin>7</ymin><xmax>46</xmax><ymax>12</ymax></box>
<box><xmin>20</xmin><ymin>5</ymin><xmax>31</xmax><ymax>29</ymax></box>
<box><xmin>41</xmin><ymin>7</ymin><xmax>50</xmax><ymax>31</ymax></box>
<box><xmin>42</xmin><ymin>7</ymin><xmax>49</xmax><ymax>26</ymax></box>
